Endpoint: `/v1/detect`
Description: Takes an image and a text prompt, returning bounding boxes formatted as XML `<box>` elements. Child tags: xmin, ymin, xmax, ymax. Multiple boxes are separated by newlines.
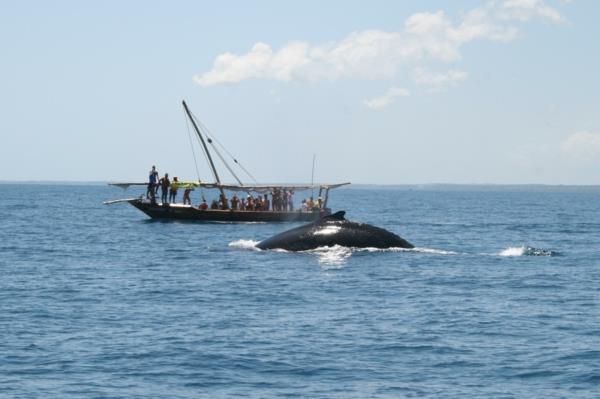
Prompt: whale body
<box><xmin>256</xmin><ymin>211</ymin><xmax>414</xmax><ymax>251</ymax></box>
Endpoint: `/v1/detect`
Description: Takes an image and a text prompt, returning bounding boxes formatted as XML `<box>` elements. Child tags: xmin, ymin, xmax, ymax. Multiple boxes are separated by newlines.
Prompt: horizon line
<box><xmin>1</xmin><ymin>180</ymin><xmax>600</xmax><ymax>187</ymax></box>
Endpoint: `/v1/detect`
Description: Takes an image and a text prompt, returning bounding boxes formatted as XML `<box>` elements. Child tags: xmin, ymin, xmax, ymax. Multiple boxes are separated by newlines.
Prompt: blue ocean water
<box><xmin>1</xmin><ymin>184</ymin><xmax>599</xmax><ymax>398</ymax></box>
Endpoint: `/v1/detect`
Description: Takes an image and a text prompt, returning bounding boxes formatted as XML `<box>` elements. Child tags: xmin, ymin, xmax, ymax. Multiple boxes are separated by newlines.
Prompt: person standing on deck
<box><xmin>282</xmin><ymin>190</ymin><xmax>289</xmax><ymax>212</ymax></box>
<box><xmin>288</xmin><ymin>191</ymin><xmax>294</xmax><ymax>211</ymax></box>
<box><xmin>169</xmin><ymin>177</ymin><xmax>179</xmax><ymax>203</ymax></box>
<box><xmin>219</xmin><ymin>193</ymin><xmax>229</xmax><ymax>210</ymax></box>
<box><xmin>147</xmin><ymin>165</ymin><xmax>159</xmax><ymax>199</ymax></box>
<box><xmin>158</xmin><ymin>173</ymin><xmax>170</xmax><ymax>204</ymax></box>
<box><xmin>231</xmin><ymin>194</ymin><xmax>239</xmax><ymax>210</ymax></box>
<box><xmin>263</xmin><ymin>194</ymin><xmax>270</xmax><ymax>211</ymax></box>
<box><xmin>183</xmin><ymin>187</ymin><xmax>192</xmax><ymax>205</ymax></box>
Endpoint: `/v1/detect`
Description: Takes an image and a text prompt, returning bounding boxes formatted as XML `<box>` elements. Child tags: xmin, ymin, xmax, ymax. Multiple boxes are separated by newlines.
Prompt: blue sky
<box><xmin>1</xmin><ymin>0</ymin><xmax>598</xmax><ymax>184</ymax></box>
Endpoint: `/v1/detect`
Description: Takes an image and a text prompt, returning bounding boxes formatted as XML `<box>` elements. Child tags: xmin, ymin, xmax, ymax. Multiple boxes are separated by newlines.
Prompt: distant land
<box><xmin>2</xmin><ymin>181</ymin><xmax>600</xmax><ymax>193</ymax></box>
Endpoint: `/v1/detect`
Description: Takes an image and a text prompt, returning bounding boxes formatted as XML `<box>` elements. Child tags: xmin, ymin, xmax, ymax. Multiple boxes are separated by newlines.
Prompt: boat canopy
<box><xmin>109</xmin><ymin>182</ymin><xmax>350</xmax><ymax>193</ymax></box>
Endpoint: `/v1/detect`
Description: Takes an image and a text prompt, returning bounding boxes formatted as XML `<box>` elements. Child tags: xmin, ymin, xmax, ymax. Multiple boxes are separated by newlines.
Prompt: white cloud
<box><xmin>364</xmin><ymin>87</ymin><xmax>410</xmax><ymax>109</ymax></box>
<box><xmin>560</xmin><ymin>131</ymin><xmax>600</xmax><ymax>163</ymax></box>
<box><xmin>194</xmin><ymin>0</ymin><xmax>565</xmax><ymax>87</ymax></box>
<box><xmin>500</xmin><ymin>0</ymin><xmax>565</xmax><ymax>23</ymax></box>
<box><xmin>413</xmin><ymin>68</ymin><xmax>468</xmax><ymax>89</ymax></box>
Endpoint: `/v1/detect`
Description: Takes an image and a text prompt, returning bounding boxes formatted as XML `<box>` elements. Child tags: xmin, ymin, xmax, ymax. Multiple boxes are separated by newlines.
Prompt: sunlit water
<box><xmin>1</xmin><ymin>184</ymin><xmax>599</xmax><ymax>398</ymax></box>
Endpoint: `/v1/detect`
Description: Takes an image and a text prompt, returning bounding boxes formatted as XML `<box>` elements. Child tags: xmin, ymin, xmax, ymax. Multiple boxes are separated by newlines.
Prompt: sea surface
<box><xmin>1</xmin><ymin>184</ymin><xmax>599</xmax><ymax>398</ymax></box>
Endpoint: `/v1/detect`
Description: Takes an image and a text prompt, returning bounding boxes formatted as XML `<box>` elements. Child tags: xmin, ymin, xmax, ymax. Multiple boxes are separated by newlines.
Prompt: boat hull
<box><xmin>128</xmin><ymin>199</ymin><xmax>329</xmax><ymax>222</ymax></box>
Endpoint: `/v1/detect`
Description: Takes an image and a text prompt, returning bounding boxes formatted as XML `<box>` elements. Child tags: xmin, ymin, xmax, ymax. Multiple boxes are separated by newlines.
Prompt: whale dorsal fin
<box><xmin>322</xmin><ymin>210</ymin><xmax>346</xmax><ymax>221</ymax></box>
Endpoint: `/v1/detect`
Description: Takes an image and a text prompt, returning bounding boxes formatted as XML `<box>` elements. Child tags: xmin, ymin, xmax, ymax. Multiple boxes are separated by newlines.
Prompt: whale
<box><xmin>256</xmin><ymin>211</ymin><xmax>414</xmax><ymax>251</ymax></box>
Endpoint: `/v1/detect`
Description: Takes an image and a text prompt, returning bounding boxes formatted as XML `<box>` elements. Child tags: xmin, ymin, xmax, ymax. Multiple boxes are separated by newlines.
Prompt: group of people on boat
<box><xmin>146</xmin><ymin>166</ymin><xmax>193</xmax><ymax>205</ymax></box>
<box><xmin>146</xmin><ymin>165</ymin><xmax>324</xmax><ymax>212</ymax></box>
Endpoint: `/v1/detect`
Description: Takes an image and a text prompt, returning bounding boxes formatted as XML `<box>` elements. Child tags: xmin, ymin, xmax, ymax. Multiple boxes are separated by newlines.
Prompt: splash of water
<box><xmin>228</xmin><ymin>239</ymin><xmax>261</xmax><ymax>251</ymax></box>
<box><xmin>498</xmin><ymin>246</ymin><xmax>556</xmax><ymax>257</ymax></box>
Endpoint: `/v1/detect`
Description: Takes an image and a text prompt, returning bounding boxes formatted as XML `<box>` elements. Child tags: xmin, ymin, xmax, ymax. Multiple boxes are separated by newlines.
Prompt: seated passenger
<box><xmin>210</xmin><ymin>199</ymin><xmax>219</xmax><ymax>209</ymax></box>
<box><xmin>301</xmin><ymin>199</ymin><xmax>308</xmax><ymax>212</ymax></box>
<box><xmin>199</xmin><ymin>199</ymin><xmax>208</xmax><ymax>210</ymax></box>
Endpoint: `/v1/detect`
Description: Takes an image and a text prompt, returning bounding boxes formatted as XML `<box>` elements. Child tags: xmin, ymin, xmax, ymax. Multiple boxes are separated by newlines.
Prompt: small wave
<box><xmin>410</xmin><ymin>247</ymin><xmax>459</xmax><ymax>255</ymax></box>
<box><xmin>498</xmin><ymin>246</ymin><xmax>556</xmax><ymax>257</ymax></box>
<box><xmin>228</xmin><ymin>239</ymin><xmax>261</xmax><ymax>251</ymax></box>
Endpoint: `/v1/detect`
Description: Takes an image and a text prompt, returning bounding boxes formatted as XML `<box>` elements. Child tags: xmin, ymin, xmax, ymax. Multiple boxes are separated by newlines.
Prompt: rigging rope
<box><xmin>207</xmin><ymin>138</ymin><xmax>243</xmax><ymax>185</ymax></box>
<box><xmin>195</xmin><ymin>117</ymin><xmax>259</xmax><ymax>184</ymax></box>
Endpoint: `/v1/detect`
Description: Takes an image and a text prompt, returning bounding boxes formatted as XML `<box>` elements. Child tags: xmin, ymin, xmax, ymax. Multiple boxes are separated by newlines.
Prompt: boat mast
<box><xmin>182</xmin><ymin>100</ymin><xmax>226</xmax><ymax>199</ymax></box>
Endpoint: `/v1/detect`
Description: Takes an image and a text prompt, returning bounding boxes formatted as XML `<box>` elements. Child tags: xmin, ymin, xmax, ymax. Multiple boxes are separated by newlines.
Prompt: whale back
<box><xmin>256</xmin><ymin>211</ymin><xmax>413</xmax><ymax>251</ymax></box>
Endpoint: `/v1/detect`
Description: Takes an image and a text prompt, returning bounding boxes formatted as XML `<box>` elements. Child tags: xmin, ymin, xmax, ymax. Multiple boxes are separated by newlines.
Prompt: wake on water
<box><xmin>228</xmin><ymin>240</ymin><xmax>557</xmax><ymax>266</ymax></box>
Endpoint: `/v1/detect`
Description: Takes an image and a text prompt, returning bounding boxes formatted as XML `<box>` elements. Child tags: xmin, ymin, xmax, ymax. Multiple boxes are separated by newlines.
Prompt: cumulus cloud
<box><xmin>194</xmin><ymin>0</ymin><xmax>565</xmax><ymax>87</ymax></box>
<box><xmin>364</xmin><ymin>87</ymin><xmax>410</xmax><ymax>109</ymax></box>
<box><xmin>560</xmin><ymin>131</ymin><xmax>600</xmax><ymax>163</ymax></box>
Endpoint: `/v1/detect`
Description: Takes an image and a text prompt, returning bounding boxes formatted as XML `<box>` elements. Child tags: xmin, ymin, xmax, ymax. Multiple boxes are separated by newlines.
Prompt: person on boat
<box><xmin>219</xmin><ymin>193</ymin><xmax>229</xmax><ymax>210</ymax></box>
<box><xmin>282</xmin><ymin>190</ymin><xmax>289</xmax><ymax>211</ymax></box>
<box><xmin>240</xmin><ymin>198</ymin><xmax>246</xmax><ymax>211</ymax></box>
<box><xmin>169</xmin><ymin>177</ymin><xmax>178</xmax><ymax>203</ymax></box>
<box><xmin>271</xmin><ymin>189</ymin><xmax>279</xmax><ymax>211</ymax></box>
<box><xmin>231</xmin><ymin>194</ymin><xmax>239</xmax><ymax>210</ymax></box>
<box><xmin>147</xmin><ymin>165</ymin><xmax>159</xmax><ymax>199</ymax></box>
<box><xmin>263</xmin><ymin>194</ymin><xmax>270</xmax><ymax>211</ymax></box>
<box><xmin>307</xmin><ymin>197</ymin><xmax>314</xmax><ymax>210</ymax></box>
<box><xmin>301</xmin><ymin>199</ymin><xmax>308</xmax><ymax>212</ymax></box>
<box><xmin>317</xmin><ymin>196</ymin><xmax>323</xmax><ymax>209</ymax></box>
<box><xmin>255</xmin><ymin>196</ymin><xmax>262</xmax><ymax>211</ymax></box>
<box><xmin>210</xmin><ymin>199</ymin><xmax>219</xmax><ymax>209</ymax></box>
<box><xmin>246</xmin><ymin>195</ymin><xmax>254</xmax><ymax>211</ymax></box>
<box><xmin>183</xmin><ymin>187</ymin><xmax>193</xmax><ymax>205</ymax></box>
<box><xmin>199</xmin><ymin>198</ymin><xmax>208</xmax><ymax>210</ymax></box>
<box><xmin>288</xmin><ymin>191</ymin><xmax>294</xmax><ymax>211</ymax></box>
<box><xmin>158</xmin><ymin>173</ymin><xmax>170</xmax><ymax>204</ymax></box>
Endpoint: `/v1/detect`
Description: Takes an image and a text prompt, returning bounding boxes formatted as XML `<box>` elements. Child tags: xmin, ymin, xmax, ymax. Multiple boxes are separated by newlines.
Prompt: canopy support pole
<box><xmin>323</xmin><ymin>188</ymin><xmax>330</xmax><ymax>209</ymax></box>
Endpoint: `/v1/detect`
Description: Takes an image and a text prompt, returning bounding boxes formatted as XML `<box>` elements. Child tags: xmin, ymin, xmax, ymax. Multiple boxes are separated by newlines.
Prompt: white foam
<box><xmin>499</xmin><ymin>246</ymin><xmax>526</xmax><ymax>257</ymax></box>
<box><xmin>497</xmin><ymin>246</ymin><xmax>555</xmax><ymax>257</ymax></box>
<box><xmin>228</xmin><ymin>239</ymin><xmax>261</xmax><ymax>251</ymax></box>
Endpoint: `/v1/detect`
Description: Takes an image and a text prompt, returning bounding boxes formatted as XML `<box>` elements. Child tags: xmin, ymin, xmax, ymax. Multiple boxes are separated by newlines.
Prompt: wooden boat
<box><xmin>119</xmin><ymin>199</ymin><xmax>330</xmax><ymax>222</ymax></box>
<box><xmin>105</xmin><ymin>101</ymin><xmax>349</xmax><ymax>222</ymax></box>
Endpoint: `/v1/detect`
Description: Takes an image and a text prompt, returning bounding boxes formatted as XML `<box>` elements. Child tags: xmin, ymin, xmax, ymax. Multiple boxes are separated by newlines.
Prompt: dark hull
<box><xmin>129</xmin><ymin>199</ymin><xmax>329</xmax><ymax>222</ymax></box>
